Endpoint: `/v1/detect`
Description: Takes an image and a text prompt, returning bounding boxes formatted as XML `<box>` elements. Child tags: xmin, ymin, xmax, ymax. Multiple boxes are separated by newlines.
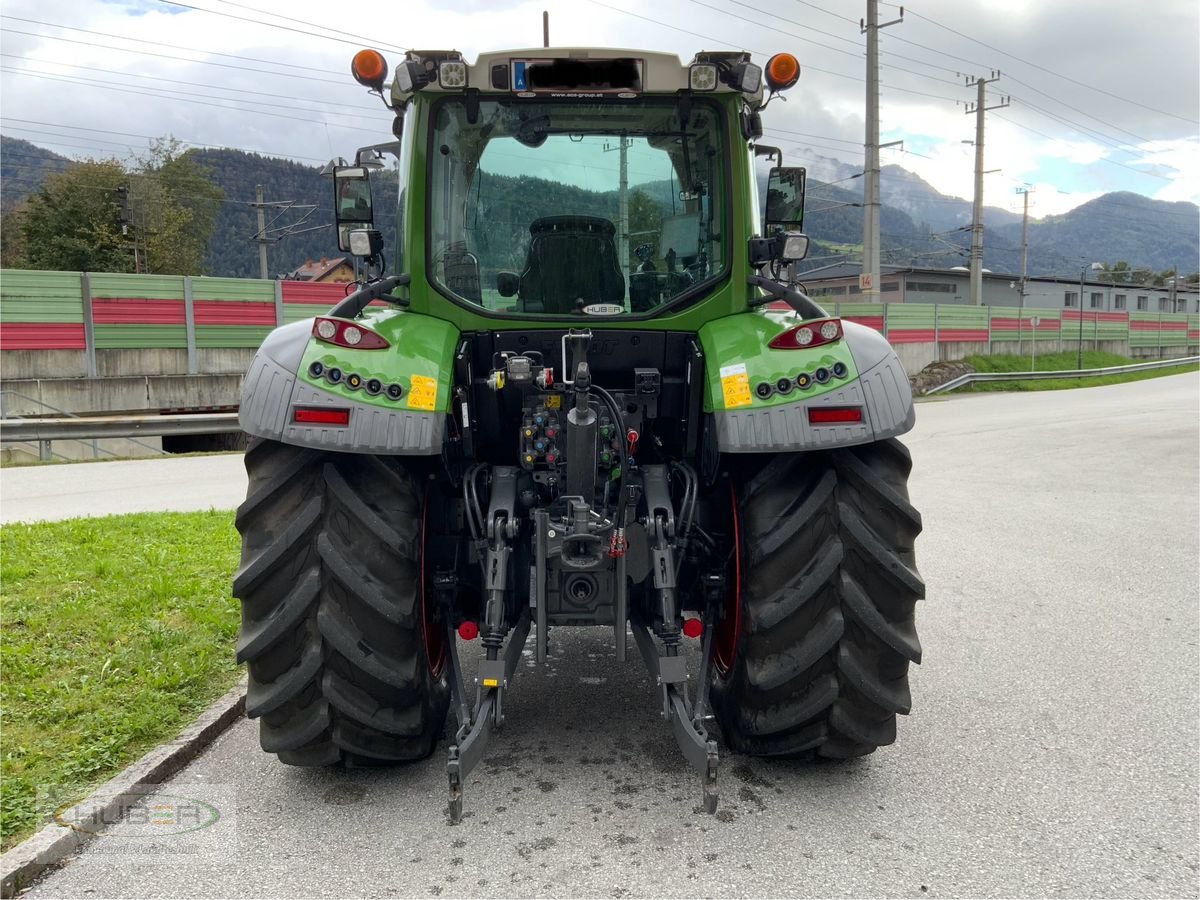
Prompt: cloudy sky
<box><xmin>1</xmin><ymin>0</ymin><xmax>1197</xmax><ymax>218</ymax></box>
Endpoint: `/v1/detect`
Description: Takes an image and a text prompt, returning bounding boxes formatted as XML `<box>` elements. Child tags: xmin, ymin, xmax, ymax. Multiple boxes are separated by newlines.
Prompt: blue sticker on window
<box><xmin>513</xmin><ymin>61</ymin><xmax>526</xmax><ymax>91</ymax></box>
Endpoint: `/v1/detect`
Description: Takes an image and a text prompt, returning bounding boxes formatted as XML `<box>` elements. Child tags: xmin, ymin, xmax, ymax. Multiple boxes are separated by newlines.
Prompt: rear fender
<box><xmin>698</xmin><ymin>313</ymin><xmax>914</xmax><ymax>453</ymax></box>
<box><xmin>239</xmin><ymin>308</ymin><xmax>459</xmax><ymax>454</ymax></box>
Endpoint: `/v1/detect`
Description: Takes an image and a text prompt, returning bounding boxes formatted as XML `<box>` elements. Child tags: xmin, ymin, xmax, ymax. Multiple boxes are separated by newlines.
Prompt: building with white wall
<box><xmin>797</xmin><ymin>264</ymin><xmax>1199</xmax><ymax>314</ymax></box>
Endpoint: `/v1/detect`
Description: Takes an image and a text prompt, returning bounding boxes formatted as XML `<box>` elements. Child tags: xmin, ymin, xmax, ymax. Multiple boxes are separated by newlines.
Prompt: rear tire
<box><xmin>712</xmin><ymin>438</ymin><xmax>924</xmax><ymax>759</ymax></box>
<box><xmin>233</xmin><ymin>438</ymin><xmax>449</xmax><ymax>766</ymax></box>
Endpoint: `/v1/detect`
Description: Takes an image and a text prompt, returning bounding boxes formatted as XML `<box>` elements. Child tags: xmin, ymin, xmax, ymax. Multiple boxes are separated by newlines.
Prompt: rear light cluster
<box><xmin>755</xmin><ymin>361</ymin><xmax>848</xmax><ymax>399</ymax></box>
<box><xmin>768</xmin><ymin>318</ymin><xmax>843</xmax><ymax>350</ymax></box>
<box><xmin>312</xmin><ymin>317</ymin><xmax>390</xmax><ymax>350</ymax></box>
<box><xmin>308</xmin><ymin>361</ymin><xmax>403</xmax><ymax>401</ymax></box>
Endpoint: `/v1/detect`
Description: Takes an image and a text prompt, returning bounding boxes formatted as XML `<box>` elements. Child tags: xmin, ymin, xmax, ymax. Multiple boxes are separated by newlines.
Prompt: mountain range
<box><xmin>2</xmin><ymin>135</ymin><xmax>1196</xmax><ymax>279</ymax></box>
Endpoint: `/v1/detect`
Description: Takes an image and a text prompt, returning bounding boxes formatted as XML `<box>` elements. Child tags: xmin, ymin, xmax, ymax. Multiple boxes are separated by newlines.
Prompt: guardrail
<box><xmin>0</xmin><ymin>413</ymin><xmax>241</xmax><ymax>443</ymax></box>
<box><xmin>925</xmin><ymin>356</ymin><xmax>1199</xmax><ymax>394</ymax></box>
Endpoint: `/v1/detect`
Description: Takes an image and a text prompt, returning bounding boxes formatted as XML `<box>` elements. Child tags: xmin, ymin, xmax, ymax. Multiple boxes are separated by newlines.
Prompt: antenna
<box><xmin>543</xmin><ymin>10</ymin><xmax>549</xmax><ymax>48</ymax></box>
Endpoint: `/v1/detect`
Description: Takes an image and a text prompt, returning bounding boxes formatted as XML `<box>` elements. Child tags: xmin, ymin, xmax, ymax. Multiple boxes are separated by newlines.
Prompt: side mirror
<box><xmin>764</xmin><ymin>166</ymin><xmax>806</xmax><ymax>234</ymax></box>
<box><xmin>497</xmin><ymin>271</ymin><xmax>519</xmax><ymax>297</ymax></box>
<box><xmin>333</xmin><ymin>166</ymin><xmax>374</xmax><ymax>252</ymax></box>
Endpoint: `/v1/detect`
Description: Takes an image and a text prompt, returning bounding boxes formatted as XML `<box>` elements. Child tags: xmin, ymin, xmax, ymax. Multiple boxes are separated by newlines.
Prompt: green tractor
<box><xmin>233</xmin><ymin>44</ymin><xmax>923</xmax><ymax>822</ymax></box>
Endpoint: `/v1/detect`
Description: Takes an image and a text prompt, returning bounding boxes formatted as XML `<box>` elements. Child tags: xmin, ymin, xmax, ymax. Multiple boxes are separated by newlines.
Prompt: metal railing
<box><xmin>0</xmin><ymin>413</ymin><xmax>240</xmax><ymax>443</ymax></box>
<box><xmin>0</xmin><ymin>389</ymin><xmax>167</xmax><ymax>460</ymax></box>
<box><xmin>925</xmin><ymin>356</ymin><xmax>1199</xmax><ymax>395</ymax></box>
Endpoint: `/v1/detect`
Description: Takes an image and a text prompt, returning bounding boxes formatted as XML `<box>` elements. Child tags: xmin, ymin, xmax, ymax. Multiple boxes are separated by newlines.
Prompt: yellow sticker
<box><xmin>482</xmin><ymin>678</ymin><xmax>499</xmax><ymax>688</ymax></box>
<box><xmin>407</xmin><ymin>374</ymin><xmax>438</xmax><ymax>411</ymax></box>
<box><xmin>545</xmin><ymin>394</ymin><xmax>562</xmax><ymax>409</ymax></box>
<box><xmin>720</xmin><ymin>363</ymin><xmax>753</xmax><ymax>409</ymax></box>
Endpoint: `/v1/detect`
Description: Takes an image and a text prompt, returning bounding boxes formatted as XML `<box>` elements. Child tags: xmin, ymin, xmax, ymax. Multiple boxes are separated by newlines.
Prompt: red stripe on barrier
<box><xmin>92</xmin><ymin>298</ymin><xmax>186</xmax><ymax>325</ymax></box>
<box><xmin>0</xmin><ymin>322</ymin><xmax>86</xmax><ymax>350</ymax></box>
<box><xmin>888</xmin><ymin>329</ymin><xmax>936</xmax><ymax>344</ymax></box>
<box><xmin>938</xmin><ymin>329</ymin><xmax>989</xmax><ymax>342</ymax></box>
<box><xmin>281</xmin><ymin>281</ymin><xmax>352</xmax><ymax>304</ymax></box>
<box><xmin>1188</xmin><ymin>330</ymin><xmax>1199</xmax><ymax>340</ymax></box>
<box><xmin>193</xmin><ymin>301</ymin><xmax>277</xmax><ymax>325</ymax></box>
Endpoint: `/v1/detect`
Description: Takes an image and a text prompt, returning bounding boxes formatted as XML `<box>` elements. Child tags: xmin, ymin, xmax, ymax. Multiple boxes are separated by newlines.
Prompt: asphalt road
<box><xmin>17</xmin><ymin>373</ymin><xmax>1200</xmax><ymax>898</ymax></box>
<box><xmin>0</xmin><ymin>454</ymin><xmax>247</xmax><ymax>524</ymax></box>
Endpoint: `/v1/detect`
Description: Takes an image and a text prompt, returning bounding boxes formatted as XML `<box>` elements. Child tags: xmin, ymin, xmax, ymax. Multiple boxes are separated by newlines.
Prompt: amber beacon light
<box><xmin>352</xmin><ymin>49</ymin><xmax>389</xmax><ymax>91</ymax></box>
<box><xmin>765</xmin><ymin>53</ymin><xmax>800</xmax><ymax>92</ymax></box>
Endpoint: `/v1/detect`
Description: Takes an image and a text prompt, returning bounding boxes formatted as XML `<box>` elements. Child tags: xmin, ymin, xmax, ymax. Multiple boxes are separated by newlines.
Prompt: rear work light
<box><xmin>312</xmin><ymin>317</ymin><xmax>389</xmax><ymax>350</ymax></box>
<box><xmin>293</xmin><ymin>407</ymin><xmax>351</xmax><ymax>426</ymax></box>
<box><xmin>768</xmin><ymin>318</ymin><xmax>843</xmax><ymax>350</ymax></box>
<box><xmin>808</xmin><ymin>407</ymin><xmax>862</xmax><ymax>425</ymax></box>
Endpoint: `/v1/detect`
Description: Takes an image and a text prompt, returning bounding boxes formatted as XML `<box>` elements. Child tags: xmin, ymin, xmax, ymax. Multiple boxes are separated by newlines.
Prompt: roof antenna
<box><xmin>543</xmin><ymin>10</ymin><xmax>550</xmax><ymax>48</ymax></box>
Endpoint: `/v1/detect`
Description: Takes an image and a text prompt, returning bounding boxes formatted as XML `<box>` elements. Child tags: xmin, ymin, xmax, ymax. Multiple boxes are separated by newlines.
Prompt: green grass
<box><xmin>961</xmin><ymin>351</ymin><xmax>1198</xmax><ymax>392</ymax></box>
<box><xmin>0</xmin><ymin>510</ymin><xmax>241</xmax><ymax>849</ymax></box>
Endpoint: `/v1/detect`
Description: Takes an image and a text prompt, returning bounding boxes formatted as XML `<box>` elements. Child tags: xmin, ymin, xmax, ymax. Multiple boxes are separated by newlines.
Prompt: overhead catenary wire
<box><xmin>0</xmin><ymin>65</ymin><xmax>386</xmax><ymax>124</ymax></box>
<box><xmin>207</xmin><ymin>0</ymin><xmax>408</xmax><ymax>54</ymax></box>
<box><xmin>0</xmin><ymin>68</ymin><xmax>377</xmax><ymax>128</ymax></box>
<box><xmin>903</xmin><ymin>5</ymin><xmax>1199</xmax><ymax>125</ymax></box>
<box><xmin>0</xmin><ymin>15</ymin><xmax>345</xmax><ymax>78</ymax></box>
<box><xmin>0</xmin><ymin>54</ymin><xmax>383</xmax><ymax>114</ymax></box>
<box><xmin>0</xmin><ymin>117</ymin><xmax>330</xmax><ymax>164</ymax></box>
<box><xmin>155</xmin><ymin>0</ymin><xmax>407</xmax><ymax>54</ymax></box>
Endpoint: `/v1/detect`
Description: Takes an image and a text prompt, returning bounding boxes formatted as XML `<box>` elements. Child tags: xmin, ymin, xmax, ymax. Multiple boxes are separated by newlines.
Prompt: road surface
<box><xmin>15</xmin><ymin>373</ymin><xmax>1200</xmax><ymax>898</ymax></box>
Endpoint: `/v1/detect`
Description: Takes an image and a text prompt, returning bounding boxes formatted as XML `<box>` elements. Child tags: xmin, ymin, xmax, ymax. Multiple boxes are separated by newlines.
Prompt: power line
<box><xmin>0</xmin><ymin>54</ymin><xmax>380</xmax><ymax>113</ymax></box>
<box><xmin>208</xmin><ymin>0</ymin><xmax>407</xmax><ymax>54</ymax></box>
<box><xmin>0</xmin><ymin>67</ymin><xmax>375</xmax><ymax>128</ymax></box>
<box><xmin>155</xmin><ymin>0</ymin><xmax>406</xmax><ymax>53</ymax></box>
<box><xmin>1</xmin><ymin>64</ymin><xmax>383</xmax><ymax>123</ymax></box>
<box><xmin>0</xmin><ymin>16</ymin><xmax>342</xmax><ymax>78</ymax></box>
<box><xmin>904</xmin><ymin>5</ymin><xmax>1199</xmax><ymax>125</ymax></box>
<box><xmin>1</xmin><ymin>117</ymin><xmax>328</xmax><ymax>164</ymax></box>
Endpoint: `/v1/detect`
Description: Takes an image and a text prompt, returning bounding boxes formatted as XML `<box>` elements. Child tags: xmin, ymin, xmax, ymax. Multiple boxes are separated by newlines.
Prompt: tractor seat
<box><xmin>518</xmin><ymin>216</ymin><xmax>625</xmax><ymax>313</ymax></box>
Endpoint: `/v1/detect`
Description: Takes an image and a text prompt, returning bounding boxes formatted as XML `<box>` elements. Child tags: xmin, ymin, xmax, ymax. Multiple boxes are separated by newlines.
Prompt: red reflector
<box><xmin>681</xmin><ymin>617</ymin><xmax>704</xmax><ymax>638</ymax></box>
<box><xmin>808</xmin><ymin>407</ymin><xmax>863</xmax><ymax>424</ymax></box>
<box><xmin>457</xmin><ymin>621</ymin><xmax>479</xmax><ymax>641</ymax></box>
<box><xmin>293</xmin><ymin>407</ymin><xmax>351</xmax><ymax>426</ymax></box>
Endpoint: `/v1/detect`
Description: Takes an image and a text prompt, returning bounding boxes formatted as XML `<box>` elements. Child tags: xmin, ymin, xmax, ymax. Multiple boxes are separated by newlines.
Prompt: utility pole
<box><xmin>604</xmin><ymin>137</ymin><xmax>632</xmax><ymax>282</ymax></box>
<box><xmin>861</xmin><ymin>0</ymin><xmax>903</xmax><ymax>300</ymax></box>
<box><xmin>963</xmin><ymin>72</ymin><xmax>1009</xmax><ymax>305</ymax></box>
<box><xmin>253</xmin><ymin>185</ymin><xmax>270</xmax><ymax>281</ymax></box>
<box><xmin>1015</xmin><ymin>184</ymin><xmax>1033</xmax><ymax>354</ymax></box>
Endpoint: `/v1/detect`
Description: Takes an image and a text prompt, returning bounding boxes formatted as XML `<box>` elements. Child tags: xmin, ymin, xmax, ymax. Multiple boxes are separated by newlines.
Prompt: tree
<box><xmin>628</xmin><ymin>189</ymin><xmax>664</xmax><ymax>263</ymax></box>
<box><xmin>133</xmin><ymin>139</ymin><xmax>223</xmax><ymax>275</ymax></box>
<box><xmin>14</xmin><ymin>160</ymin><xmax>131</xmax><ymax>272</ymax></box>
<box><xmin>7</xmin><ymin>139</ymin><xmax>224</xmax><ymax>275</ymax></box>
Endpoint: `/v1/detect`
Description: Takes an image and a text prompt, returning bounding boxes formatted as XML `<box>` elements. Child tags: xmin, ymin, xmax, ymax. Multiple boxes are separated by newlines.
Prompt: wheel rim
<box><xmin>713</xmin><ymin>479</ymin><xmax>742</xmax><ymax>674</ymax></box>
<box><xmin>419</xmin><ymin>485</ymin><xmax>448</xmax><ymax>678</ymax></box>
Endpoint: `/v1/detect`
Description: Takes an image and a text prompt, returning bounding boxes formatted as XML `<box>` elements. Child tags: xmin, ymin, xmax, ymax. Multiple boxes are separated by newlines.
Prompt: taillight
<box><xmin>293</xmin><ymin>407</ymin><xmax>351</xmax><ymax>426</ymax></box>
<box><xmin>768</xmin><ymin>318</ymin><xmax>843</xmax><ymax>350</ymax></box>
<box><xmin>808</xmin><ymin>407</ymin><xmax>862</xmax><ymax>425</ymax></box>
<box><xmin>312</xmin><ymin>317</ymin><xmax>389</xmax><ymax>349</ymax></box>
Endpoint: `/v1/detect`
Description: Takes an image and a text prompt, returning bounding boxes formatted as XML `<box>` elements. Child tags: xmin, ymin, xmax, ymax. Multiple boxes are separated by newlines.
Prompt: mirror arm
<box><xmin>328</xmin><ymin>273</ymin><xmax>411</xmax><ymax>319</ymax></box>
<box><xmin>747</xmin><ymin>274</ymin><xmax>828</xmax><ymax>319</ymax></box>
<box><xmin>753</xmin><ymin>144</ymin><xmax>783</xmax><ymax>167</ymax></box>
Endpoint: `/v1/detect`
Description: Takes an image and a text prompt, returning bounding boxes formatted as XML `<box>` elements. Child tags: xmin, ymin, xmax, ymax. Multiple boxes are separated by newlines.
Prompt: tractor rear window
<box><xmin>427</xmin><ymin>98</ymin><xmax>727</xmax><ymax>317</ymax></box>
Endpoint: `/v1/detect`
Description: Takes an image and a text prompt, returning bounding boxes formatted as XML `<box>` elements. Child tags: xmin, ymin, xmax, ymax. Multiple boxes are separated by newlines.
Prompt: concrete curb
<box><xmin>0</xmin><ymin>676</ymin><xmax>248</xmax><ymax>898</ymax></box>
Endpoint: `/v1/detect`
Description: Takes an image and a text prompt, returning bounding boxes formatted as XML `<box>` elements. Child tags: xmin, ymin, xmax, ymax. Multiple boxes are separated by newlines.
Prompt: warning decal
<box><xmin>407</xmin><ymin>375</ymin><xmax>438</xmax><ymax>411</ymax></box>
<box><xmin>719</xmin><ymin>363</ymin><xmax>753</xmax><ymax>409</ymax></box>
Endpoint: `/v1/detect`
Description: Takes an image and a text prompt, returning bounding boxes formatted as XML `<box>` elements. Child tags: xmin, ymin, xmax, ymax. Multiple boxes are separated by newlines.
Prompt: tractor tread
<box><xmin>712</xmin><ymin>439</ymin><xmax>924</xmax><ymax>759</ymax></box>
<box><xmin>233</xmin><ymin>438</ymin><xmax>448</xmax><ymax>768</ymax></box>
